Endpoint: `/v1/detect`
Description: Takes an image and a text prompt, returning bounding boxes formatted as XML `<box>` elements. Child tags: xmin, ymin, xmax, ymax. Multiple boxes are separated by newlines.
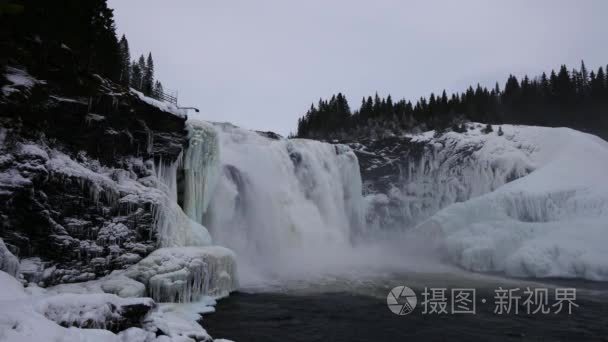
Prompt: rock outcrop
<box><xmin>0</xmin><ymin>66</ymin><xmax>188</xmax><ymax>285</ymax></box>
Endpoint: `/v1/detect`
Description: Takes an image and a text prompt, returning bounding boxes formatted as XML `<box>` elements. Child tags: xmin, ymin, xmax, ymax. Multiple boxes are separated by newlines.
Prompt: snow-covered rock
<box><xmin>1</xmin><ymin>66</ymin><xmax>44</xmax><ymax>99</ymax></box>
<box><xmin>35</xmin><ymin>293</ymin><xmax>155</xmax><ymax>331</ymax></box>
<box><xmin>408</xmin><ymin>124</ymin><xmax>608</xmax><ymax>280</ymax></box>
<box><xmin>0</xmin><ymin>270</ymin><xmax>220</xmax><ymax>341</ymax></box>
<box><xmin>0</xmin><ymin>270</ymin><xmax>159</xmax><ymax>342</ymax></box>
<box><xmin>125</xmin><ymin>246</ymin><xmax>238</xmax><ymax>303</ymax></box>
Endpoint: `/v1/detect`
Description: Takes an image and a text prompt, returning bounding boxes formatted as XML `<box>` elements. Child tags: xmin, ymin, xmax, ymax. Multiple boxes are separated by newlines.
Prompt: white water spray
<box><xmin>205</xmin><ymin>123</ymin><xmax>370</xmax><ymax>279</ymax></box>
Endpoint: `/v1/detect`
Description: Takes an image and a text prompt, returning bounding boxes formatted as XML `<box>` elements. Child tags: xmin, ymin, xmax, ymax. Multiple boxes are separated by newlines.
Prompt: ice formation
<box><xmin>151</xmin><ymin>120</ymin><xmax>223</xmax><ymax>248</ymax></box>
<box><xmin>413</xmin><ymin>125</ymin><xmax>608</xmax><ymax>280</ymax></box>
<box><xmin>206</xmin><ymin>123</ymin><xmax>364</xmax><ymax>275</ymax></box>
<box><xmin>360</xmin><ymin>124</ymin><xmax>535</xmax><ymax>230</ymax></box>
<box><xmin>0</xmin><ymin>239</ymin><xmax>19</xmax><ymax>277</ymax></box>
<box><xmin>127</xmin><ymin>120</ymin><xmax>237</xmax><ymax>303</ymax></box>
<box><xmin>125</xmin><ymin>246</ymin><xmax>238</xmax><ymax>303</ymax></box>
<box><xmin>152</xmin><ymin>152</ymin><xmax>213</xmax><ymax>248</ymax></box>
<box><xmin>182</xmin><ymin>119</ymin><xmax>220</xmax><ymax>225</ymax></box>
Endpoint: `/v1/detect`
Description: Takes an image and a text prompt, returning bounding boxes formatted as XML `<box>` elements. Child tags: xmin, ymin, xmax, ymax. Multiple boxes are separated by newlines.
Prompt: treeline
<box><xmin>0</xmin><ymin>0</ymin><xmax>165</xmax><ymax>98</ymax></box>
<box><xmin>117</xmin><ymin>35</ymin><xmax>164</xmax><ymax>98</ymax></box>
<box><xmin>296</xmin><ymin>61</ymin><xmax>608</xmax><ymax>140</ymax></box>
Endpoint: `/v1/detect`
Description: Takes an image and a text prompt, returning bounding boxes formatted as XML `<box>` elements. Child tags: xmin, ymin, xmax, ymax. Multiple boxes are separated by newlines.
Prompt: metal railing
<box><xmin>153</xmin><ymin>89</ymin><xmax>199</xmax><ymax>113</ymax></box>
<box><xmin>156</xmin><ymin>90</ymin><xmax>178</xmax><ymax>106</ymax></box>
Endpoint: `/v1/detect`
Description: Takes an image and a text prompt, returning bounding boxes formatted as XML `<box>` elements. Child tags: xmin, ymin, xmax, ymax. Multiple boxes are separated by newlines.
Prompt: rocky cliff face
<box><xmin>0</xmin><ymin>66</ymin><xmax>188</xmax><ymax>285</ymax></box>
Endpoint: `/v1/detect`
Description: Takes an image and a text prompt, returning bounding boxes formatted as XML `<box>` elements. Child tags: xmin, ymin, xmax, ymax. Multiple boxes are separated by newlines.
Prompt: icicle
<box><xmin>126</xmin><ymin>246</ymin><xmax>238</xmax><ymax>302</ymax></box>
<box><xmin>182</xmin><ymin>120</ymin><xmax>220</xmax><ymax>224</ymax></box>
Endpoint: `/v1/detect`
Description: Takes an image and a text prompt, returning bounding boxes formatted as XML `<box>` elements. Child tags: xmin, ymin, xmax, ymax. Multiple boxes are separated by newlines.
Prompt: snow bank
<box><xmin>0</xmin><ymin>271</ymin><xmax>156</xmax><ymax>342</ymax></box>
<box><xmin>414</xmin><ymin>125</ymin><xmax>608</xmax><ymax>280</ymax></box>
<box><xmin>0</xmin><ymin>270</ymin><xmax>27</xmax><ymax>301</ymax></box>
<box><xmin>131</xmin><ymin>89</ymin><xmax>186</xmax><ymax>118</ymax></box>
<box><xmin>0</xmin><ymin>270</ymin><xmax>219</xmax><ymax>341</ymax></box>
<box><xmin>35</xmin><ymin>293</ymin><xmax>155</xmax><ymax>330</ymax></box>
<box><xmin>125</xmin><ymin>246</ymin><xmax>238</xmax><ymax>303</ymax></box>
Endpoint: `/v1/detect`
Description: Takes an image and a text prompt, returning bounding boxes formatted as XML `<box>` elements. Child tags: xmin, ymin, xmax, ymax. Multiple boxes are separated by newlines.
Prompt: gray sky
<box><xmin>108</xmin><ymin>0</ymin><xmax>608</xmax><ymax>136</ymax></box>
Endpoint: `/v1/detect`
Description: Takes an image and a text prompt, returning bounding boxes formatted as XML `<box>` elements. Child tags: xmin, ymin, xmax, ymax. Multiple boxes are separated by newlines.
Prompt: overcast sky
<box><xmin>108</xmin><ymin>0</ymin><xmax>608</xmax><ymax>135</ymax></box>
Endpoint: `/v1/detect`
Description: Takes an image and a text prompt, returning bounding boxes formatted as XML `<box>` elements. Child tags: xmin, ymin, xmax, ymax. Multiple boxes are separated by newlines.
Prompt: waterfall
<box><xmin>205</xmin><ymin>123</ymin><xmax>365</xmax><ymax>276</ymax></box>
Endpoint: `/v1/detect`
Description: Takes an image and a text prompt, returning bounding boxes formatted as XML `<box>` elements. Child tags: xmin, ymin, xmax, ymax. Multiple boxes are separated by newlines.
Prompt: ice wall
<box><xmin>363</xmin><ymin>125</ymin><xmax>535</xmax><ymax>231</ymax></box>
<box><xmin>153</xmin><ymin>154</ymin><xmax>212</xmax><ymax>247</ymax></box>
<box><xmin>414</xmin><ymin>125</ymin><xmax>608</xmax><ymax>280</ymax></box>
<box><xmin>152</xmin><ymin>120</ymin><xmax>220</xmax><ymax>247</ymax></box>
<box><xmin>182</xmin><ymin>119</ymin><xmax>220</xmax><ymax>225</ymax></box>
<box><xmin>206</xmin><ymin>123</ymin><xmax>365</xmax><ymax>275</ymax></box>
<box><xmin>125</xmin><ymin>246</ymin><xmax>238</xmax><ymax>302</ymax></box>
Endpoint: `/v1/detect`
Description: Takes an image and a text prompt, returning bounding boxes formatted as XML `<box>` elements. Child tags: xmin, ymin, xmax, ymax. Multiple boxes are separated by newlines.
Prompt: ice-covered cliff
<box><xmin>0</xmin><ymin>66</ymin><xmax>238</xmax><ymax>341</ymax></box>
<box><xmin>355</xmin><ymin>123</ymin><xmax>608</xmax><ymax>280</ymax></box>
<box><xmin>414</xmin><ymin>125</ymin><xmax>608</xmax><ymax>280</ymax></box>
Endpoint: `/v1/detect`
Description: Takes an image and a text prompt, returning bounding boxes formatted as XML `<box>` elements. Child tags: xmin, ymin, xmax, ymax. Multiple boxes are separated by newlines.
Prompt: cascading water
<box><xmin>204</xmin><ymin>123</ymin><xmax>367</xmax><ymax>279</ymax></box>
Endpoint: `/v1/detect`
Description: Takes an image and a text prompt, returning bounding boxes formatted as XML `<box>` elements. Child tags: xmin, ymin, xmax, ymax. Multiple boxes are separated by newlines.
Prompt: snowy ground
<box><xmin>0</xmin><ymin>254</ymin><xmax>236</xmax><ymax>342</ymax></box>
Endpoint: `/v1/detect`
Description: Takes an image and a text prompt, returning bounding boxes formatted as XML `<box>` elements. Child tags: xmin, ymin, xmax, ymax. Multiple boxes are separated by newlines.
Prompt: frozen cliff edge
<box><xmin>413</xmin><ymin>124</ymin><xmax>608</xmax><ymax>281</ymax></box>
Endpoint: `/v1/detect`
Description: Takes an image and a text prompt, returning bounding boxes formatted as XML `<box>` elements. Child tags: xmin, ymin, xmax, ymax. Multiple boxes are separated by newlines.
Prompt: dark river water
<box><xmin>202</xmin><ymin>272</ymin><xmax>608</xmax><ymax>342</ymax></box>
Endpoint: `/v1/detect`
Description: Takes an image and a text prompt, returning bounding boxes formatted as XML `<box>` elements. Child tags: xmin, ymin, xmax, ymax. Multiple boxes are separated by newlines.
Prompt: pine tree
<box><xmin>154</xmin><ymin>81</ymin><xmax>164</xmax><ymax>99</ymax></box>
<box><xmin>580</xmin><ymin>60</ymin><xmax>589</xmax><ymax>89</ymax></box>
<box><xmin>130</xmin><ymin>61</ymin><xmax>142</xmax><ymax>91</ymax></box>
<box><xmin>118</xmin><ymin>35</ymin><xmax>130</xmax><ymax>86</ymax></box>
<box><xmin>143</xmin><ymin>53</ymin><xmax>155</xmax><ymax>96</ymax></box>
<box><xmin>137</xmin><ymin>55</ymin><xmax>146</xmax><ymax>90</ymax></box>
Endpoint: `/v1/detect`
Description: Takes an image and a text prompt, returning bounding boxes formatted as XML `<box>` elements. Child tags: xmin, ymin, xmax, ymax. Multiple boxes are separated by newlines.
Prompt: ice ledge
<box><xmin>125</xmin><ymin>246</ymin><xmax>238</xmax><ymax>303</ymax></box>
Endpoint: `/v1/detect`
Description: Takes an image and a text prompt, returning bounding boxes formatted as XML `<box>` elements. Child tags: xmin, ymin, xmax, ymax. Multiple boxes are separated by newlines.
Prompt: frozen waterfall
<box><xmin>135</xmin><ymin>120</ymin><xmax>236</xmax><ymax>302</ymax></box>
<box><xmin>183</xmin><ymin>119</ymin><xmax>220</xmax><ymax>225</ymax></box>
